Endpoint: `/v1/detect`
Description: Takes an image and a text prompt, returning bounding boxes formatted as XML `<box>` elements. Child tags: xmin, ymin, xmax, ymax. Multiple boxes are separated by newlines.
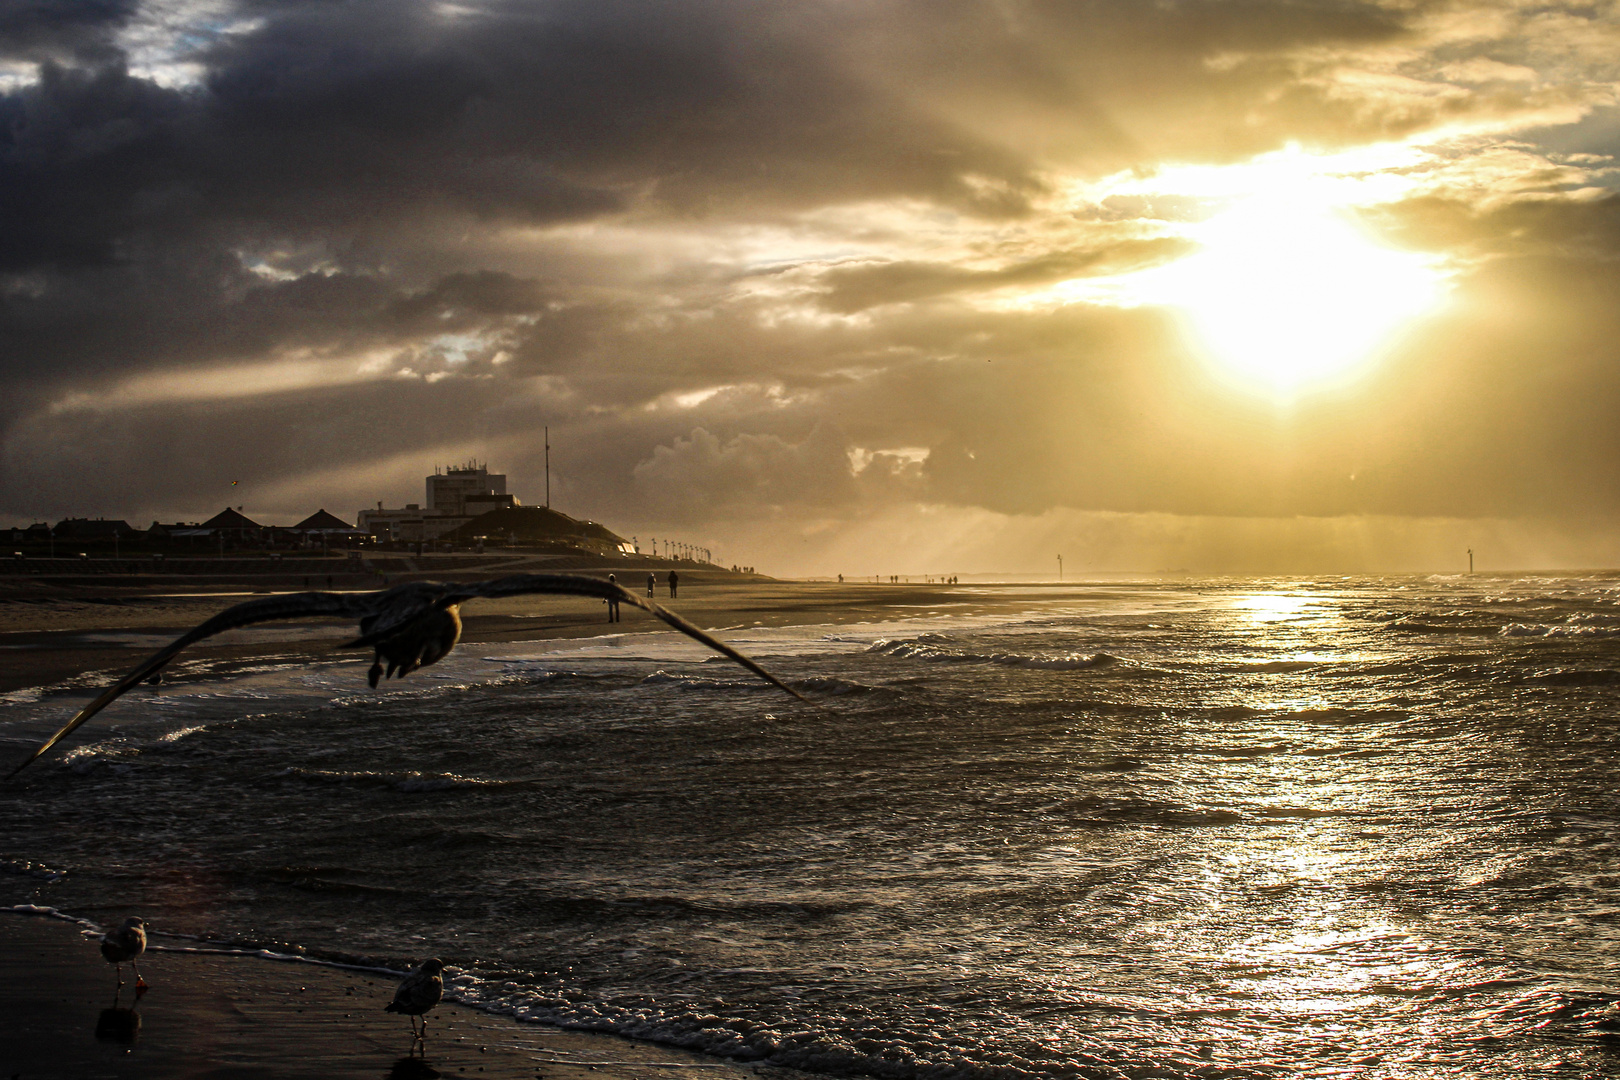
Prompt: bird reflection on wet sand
<box><xmin>95</xmin><ymin>1005</ymin><xmax>140</xmax><ymax>1044</ymax></box>
<box><xmin>387</xmin><ymin>1056</ymin><xmax>443</xmax><ymax>1079</ymax></box>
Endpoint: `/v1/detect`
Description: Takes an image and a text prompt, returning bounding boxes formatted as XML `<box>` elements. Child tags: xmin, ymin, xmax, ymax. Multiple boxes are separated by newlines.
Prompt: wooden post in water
<box><xmin>1468</xmin><ymin>548</ymin><xmax>1473</xmax><ymax>573</ymax></box>
<box><xmin>1057</xmin><ymin>553</ymin><xmax>1063</xmax><ymax>581</ymax></box>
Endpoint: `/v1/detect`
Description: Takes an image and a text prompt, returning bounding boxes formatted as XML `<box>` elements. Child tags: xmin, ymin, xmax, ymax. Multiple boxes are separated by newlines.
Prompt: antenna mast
<box><xmin>545</xmin><ymin>427</ymin><xmax>551</xmax><ymax>509</ymax></box>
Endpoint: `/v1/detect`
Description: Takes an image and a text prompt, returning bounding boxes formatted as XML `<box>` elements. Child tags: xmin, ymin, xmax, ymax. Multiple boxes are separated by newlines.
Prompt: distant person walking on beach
<box><xmin>647</xmin><ymin>573</ymin><xmax>656</xmax><ymax>597</ymax></box>
<box><xmin>606</xmin><ymin>574</ymin><xmax>620</xmax><ymax>623</ymax></box>
<box><xmin>668</xmin><ymin>570</ymin><xmax>679</xmax><ymax>598</ymax></box>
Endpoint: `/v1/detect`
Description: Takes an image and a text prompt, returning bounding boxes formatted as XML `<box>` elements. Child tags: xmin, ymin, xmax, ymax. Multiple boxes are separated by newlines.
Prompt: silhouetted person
<box><xmin>647</xmin><ymin>573</ymin><xmax>656</xmax><ymax>597</ymax></box>
<box><xmin>606</xmin><ymin>574</ymin><xmax>620</xmax><ymax>622</ymax></box>
<box><xmin>668</xmin><ymin>570</ymin><xmax>679</xmax><ymax>598</ymax></box>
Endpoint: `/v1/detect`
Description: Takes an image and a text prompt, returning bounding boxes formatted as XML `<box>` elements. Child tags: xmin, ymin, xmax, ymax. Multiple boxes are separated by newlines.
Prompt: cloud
<box><xmin>0</xmin><ymin>0</ymin><xmax>137</xmax><ymax>66</ymax></box>
<box><xmin>2</xmin><ymin>0</ymin><xmax>1620</xmax><ymax>571</ymax></box>
<box><xmin>631</xmin><ymin>426</ymin><xmax>863</xmax><ymax>521</ymax></box>
<box><xmin>812</xmin><ymin>236</ymin><xmax>1195</xmax><ymax>313</ymax></box>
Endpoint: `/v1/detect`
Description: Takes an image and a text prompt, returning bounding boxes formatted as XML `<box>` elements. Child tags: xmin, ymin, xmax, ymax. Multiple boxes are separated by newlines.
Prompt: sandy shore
<box><xmin>0</xmin><ymin>573</ymin><xmax>998</xmax><ymax>695</ymax></box>
<box><xmin>2</xmin><ymin>910</ymin><xmax>820</xmax><ymax>1080</ymax></box>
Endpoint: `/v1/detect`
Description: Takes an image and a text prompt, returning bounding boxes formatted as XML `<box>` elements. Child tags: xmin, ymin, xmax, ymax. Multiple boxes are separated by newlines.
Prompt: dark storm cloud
<box><xmin>0</xmin><ymin>0</ymin><xmax>135</xmax><ymax>64</ymax></box>
<box><xmin>0</xmin><ymin>0</ymin><xmax>1041</xmax><ymax>279</ymax></box>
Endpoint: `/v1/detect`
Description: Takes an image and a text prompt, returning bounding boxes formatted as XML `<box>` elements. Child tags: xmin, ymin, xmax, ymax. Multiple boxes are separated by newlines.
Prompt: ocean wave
<box><xmin>1500</xmin><ymin>623</ymin><xmax>1620</xmax><ymax>638</ymax></box>
<box><xmin>866</xmin><ymin>638</ymin><xmax>1120</xmax><ymax>671</ymax></box>
<box><xmin>0</xmin><ymin>858</ymin><xmax>68</xmax><ymax>882</ymax></box>
<box><xmin>1520</xmin><ymin>669</ymin><xmax>1620</xmax><ymax>687</ymax></box>
<box><xmin>452</xmin><ymin>983</ymin><xmax>1149</xmax><ymax>1080</ymax></box>
<box><xmin>788</xmin><ymin>676</ymin><xmax>880</xmax><ymax>696</ymax></box>
<box><xmin>56</xmin><ymin>741</ymin><xmax>137</xmax><ymax>774</ymax></box>
<box><xmin>154</xmin><ymin>724</ymin><xmax>208</xmax><ymax>744</ymax></box>
<box><xmin>4</xmin><ymin>904</ymin><xmax>97</xmax><ymax>929</ymax></box>
<box><xmin>1384</xmin><ymin>617</ymin><xmax>1500</xmax><ymax>634</ymax></box>
<box><xmin>1220</xmin><ymin>659</ymin><xmax>1330</xmax><ymax>673</ymax></box>
<box><xmin>274</xmin><ymin>767</ymin><xmax>510</xmax><ymax>792</ymax></box>
<box><xmin>639</xmin><ymin>670</ymin><xmax>758</xmax><ymax>691</ymax></box>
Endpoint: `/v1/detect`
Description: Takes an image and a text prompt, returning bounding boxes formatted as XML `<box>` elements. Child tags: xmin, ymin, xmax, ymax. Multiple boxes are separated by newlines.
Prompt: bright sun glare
<box><xmin>1141</xmin><ymin>192</ymin><xmax>1445</xmax><ymax>394</ymax></box>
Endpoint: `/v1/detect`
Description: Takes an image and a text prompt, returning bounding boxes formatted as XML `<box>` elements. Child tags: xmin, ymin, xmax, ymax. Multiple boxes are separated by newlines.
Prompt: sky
<box><xmin>2</xmin><ymin>0</ymin><xmax>1619</xmax><ymax>576</ymax></box>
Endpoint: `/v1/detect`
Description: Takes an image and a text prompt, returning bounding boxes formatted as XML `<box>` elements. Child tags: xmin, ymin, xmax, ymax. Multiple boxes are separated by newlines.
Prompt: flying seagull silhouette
<box><xmin>8</xmin><ymin>574</ymin><xmax>804</xmax><ymax>778</ymax></box>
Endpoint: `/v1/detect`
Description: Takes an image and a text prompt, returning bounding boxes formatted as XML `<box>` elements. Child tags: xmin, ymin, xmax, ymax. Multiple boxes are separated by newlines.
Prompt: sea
<box><xmin>5</xmin><ymin>574</ymin><xmax>1620</xmax><ymax>1079</ymax></box>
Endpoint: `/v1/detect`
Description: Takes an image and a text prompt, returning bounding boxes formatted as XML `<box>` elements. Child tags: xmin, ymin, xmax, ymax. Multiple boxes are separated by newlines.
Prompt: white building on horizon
<box><xmin>358</xmin><ymin>462</ymin><xmax>518</xmax><ymax>542</ymax></box>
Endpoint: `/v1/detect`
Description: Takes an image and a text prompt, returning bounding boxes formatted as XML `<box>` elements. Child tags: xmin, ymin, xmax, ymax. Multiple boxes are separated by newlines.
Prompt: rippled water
<box><xmin>6</xmin><ymin>574</ymin><xmax>1620</xmax><ymax>1079</ymax></box>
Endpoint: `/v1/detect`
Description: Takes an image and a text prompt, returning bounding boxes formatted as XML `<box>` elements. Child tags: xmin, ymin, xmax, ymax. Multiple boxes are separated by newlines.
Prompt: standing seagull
<box><xmin>7</xmin><ymin>574</ymin><xmax>805</xmax><ymax>778</ymax></box>
<box><xmin>385</xmin><ymin>957</ymin><xmax>445</xmax><ymax>1040</ymax></box>
<box><xmin>101</xmin><ymin>916</ymin><xmax>147</xmax><ymax>990</ymax></box>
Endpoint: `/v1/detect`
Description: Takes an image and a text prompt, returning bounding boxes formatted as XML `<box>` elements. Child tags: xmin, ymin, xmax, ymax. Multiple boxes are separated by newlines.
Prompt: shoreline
<box><xmin>2</xmin><ymin>909</ymin><xmax>819</xmax><ymax>1080</ymax></box>
<box><xmin>0</xmin><ymin>577</ymin><xmax>1056</xmax><ymax>696</ymax></box>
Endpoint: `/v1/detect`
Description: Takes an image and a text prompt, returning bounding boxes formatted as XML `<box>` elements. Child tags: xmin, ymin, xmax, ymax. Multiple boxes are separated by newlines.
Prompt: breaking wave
<box><xmin>865</xmin><ymin>638</ymin><xmax>1120</xmax><ymax>671</ymax></box>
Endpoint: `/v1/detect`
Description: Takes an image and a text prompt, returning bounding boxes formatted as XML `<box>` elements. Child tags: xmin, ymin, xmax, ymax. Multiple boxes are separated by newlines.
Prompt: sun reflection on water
<box><xmin>1232</xmin><ymin>593</ymin><xmax>1314</xmax><ymax>622</ymax></box>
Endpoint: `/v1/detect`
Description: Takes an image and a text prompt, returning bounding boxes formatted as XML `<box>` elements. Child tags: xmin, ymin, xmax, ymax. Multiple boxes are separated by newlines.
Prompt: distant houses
<box><xmin>52</xmin><ymin>518</ymin><xmax>138</xmax><ymax>542</ymax></box>
<box><xmin>8</xmin><ymin>461</ymin><xmax>632</xmax><ymax>556</ymax></box>
<box><xmin>10</xmin><ymin>509</ymin><xmax>366</xmax><ymax>552</ymax></box>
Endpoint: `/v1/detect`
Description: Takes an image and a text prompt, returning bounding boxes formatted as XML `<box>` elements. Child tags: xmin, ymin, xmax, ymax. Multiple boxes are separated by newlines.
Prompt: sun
<box><xmin>1141</xmin><ymin>192</ymin><xmax>1445</xmax><ymax>394</ymax></box>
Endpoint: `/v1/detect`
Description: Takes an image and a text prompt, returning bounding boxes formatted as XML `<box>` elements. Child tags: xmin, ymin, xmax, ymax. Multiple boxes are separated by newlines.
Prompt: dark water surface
<box><xmin>5</xmin><ymin>575</ymin><xmax>1620</xmax><ymax>1079</ymax></box>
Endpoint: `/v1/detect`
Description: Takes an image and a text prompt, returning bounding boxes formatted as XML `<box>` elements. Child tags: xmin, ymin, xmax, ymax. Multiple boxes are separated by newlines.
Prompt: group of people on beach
<box><xmin>604</xmin><ymin>570</ymin><xmax>679</xmax><ymax>622</ymax></box>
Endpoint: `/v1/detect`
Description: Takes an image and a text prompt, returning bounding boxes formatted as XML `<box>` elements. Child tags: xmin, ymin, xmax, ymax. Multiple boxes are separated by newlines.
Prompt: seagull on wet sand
<box><xmin>385</xmin><ymin>957</ymin><xmax>446</xmax><ymax>1039</ymax></box>
<box><xmin>7</xmin><ymin>574</ymin><xmax>806</xmax><ymax>777</ymax></box>
<box><xmin>101</xmin><ymin>916</ymin><xmax>147</xmax><ymax>990</ymax></box>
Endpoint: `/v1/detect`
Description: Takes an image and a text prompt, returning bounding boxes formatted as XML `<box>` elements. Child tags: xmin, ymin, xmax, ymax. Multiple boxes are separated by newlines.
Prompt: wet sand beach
<box><xmin>1</xmin><ymin>910</ymin><xmax>819</xmax><ymax>1080</ymax></box>
<box><xmin>0</xmin><ymin>571</ymin><xmax>984</xmax><ymax>696</ymax></box>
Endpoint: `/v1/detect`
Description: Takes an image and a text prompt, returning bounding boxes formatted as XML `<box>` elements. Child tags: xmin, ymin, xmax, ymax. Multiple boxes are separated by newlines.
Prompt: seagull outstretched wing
<box><xmin>353</xmin><ymin>574</ymin><xmax>800</xmax><ymax>703</ymax></box>
<box><xmin>8</xmin><ymin>575</ymin><xmax>801</xmax><ymax>779</ymax></box>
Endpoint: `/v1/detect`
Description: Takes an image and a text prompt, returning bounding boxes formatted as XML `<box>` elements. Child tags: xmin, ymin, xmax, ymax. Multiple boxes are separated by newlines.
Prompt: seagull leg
<box><xmin>133</xmin><ymin>957</ymin><xmax>147</xmax><ymax>990</ymax></box>
<box><xmin>114</xmin><ymin>962</ymin><xmax>124</xmax><ymax>989</ymax></box>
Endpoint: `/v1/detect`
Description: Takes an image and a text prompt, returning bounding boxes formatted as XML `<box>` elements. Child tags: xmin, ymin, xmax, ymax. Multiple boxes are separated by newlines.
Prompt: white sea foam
<box><xmin>275</xmin><ymin>767</ymin><xmax>508</xmax><ymax>792</ymax></box>
<box><xmin>866</xmin><ymin>637</ymin><xmax>1119</xmax><ymax>671</ymax></box>
<box><xmin>1501</xmin><ymin>623</ymin><xmax>1620</xmax><ymax>638</ymax></box>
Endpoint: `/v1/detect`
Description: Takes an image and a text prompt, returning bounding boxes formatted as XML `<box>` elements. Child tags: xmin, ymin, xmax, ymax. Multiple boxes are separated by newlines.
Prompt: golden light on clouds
<box><xmin>1041</xmin><ymin>145</ymin><xmax>1455</xmax><ymax>396</ymax></box>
